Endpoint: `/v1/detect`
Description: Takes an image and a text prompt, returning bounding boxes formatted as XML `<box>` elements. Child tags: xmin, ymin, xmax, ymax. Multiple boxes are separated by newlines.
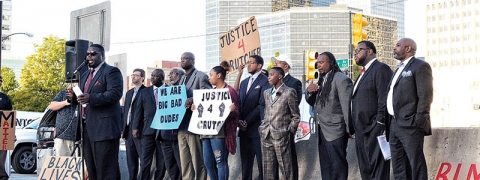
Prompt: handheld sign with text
<box><xmin>188</xmin><ymin>89</ymin><xmax>232</xmax><ymax>135</ymax></box>
<box><xmin>220</xmin><ymin>16</ymin><xmax>261</xmax><ymax>74</ymax></box>
<box><xmin>38</xmin><ymin>156</ymin><xmax>83</xmax><ymax>180</ymax></box>
<box><xmin>151</xmin><ymin>85</ymin><xmax>187</xmax><ymax>130</ymax></box>
<box><xmin>1</xmin><ymin>110</ymin><xmax>16</xmax><ymax>150</ymax></box>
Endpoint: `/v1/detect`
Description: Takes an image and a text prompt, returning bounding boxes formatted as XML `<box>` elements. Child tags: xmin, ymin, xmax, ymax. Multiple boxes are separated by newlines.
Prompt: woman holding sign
<box><xmin>194</xmin><ymin>61</ymin><xmax>239</xmax><ymax>180</ymax></box>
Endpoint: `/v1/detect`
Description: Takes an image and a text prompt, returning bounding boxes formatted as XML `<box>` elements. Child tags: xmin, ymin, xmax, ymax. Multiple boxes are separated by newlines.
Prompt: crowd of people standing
<box><xmin>44</xmin><ymin>37</ymin><xmax>433</xmax><ymax>180</ymax></box>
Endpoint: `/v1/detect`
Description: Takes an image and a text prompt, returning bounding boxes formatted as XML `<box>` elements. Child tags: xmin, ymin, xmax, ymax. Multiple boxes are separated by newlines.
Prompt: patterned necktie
<box><xmin>82</xmin><ymin>69</ymin><xmax>95</xmax><ymax>118</ymax></box>
<box><xmin>127</xmin><ymin>89</ymin><xmax>138</xmax><ymax>125</ymax></box>
<box><xmin>246</xmin><ymin>77</ymin><xmax>254</xmax><ymax>93</ymax></box>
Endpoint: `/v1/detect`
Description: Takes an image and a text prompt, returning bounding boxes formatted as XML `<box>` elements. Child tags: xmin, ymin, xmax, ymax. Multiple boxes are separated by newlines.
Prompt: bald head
<box><xmin>394</xmin><ymin>38</ymin><xmax>417</xmax><ymax>61</ymax></box>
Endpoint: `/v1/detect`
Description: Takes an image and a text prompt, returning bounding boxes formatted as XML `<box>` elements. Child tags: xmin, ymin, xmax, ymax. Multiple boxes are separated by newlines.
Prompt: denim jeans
<box><xmin>203</xmin><ymin>138</ymin><xmax>229</xmax><ymax>180</ymax></box>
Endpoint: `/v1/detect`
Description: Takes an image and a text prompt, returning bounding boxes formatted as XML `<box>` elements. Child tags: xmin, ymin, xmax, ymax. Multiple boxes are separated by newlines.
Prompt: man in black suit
<box><xmin>273</xmin><ymin>54</ymin><xmax>302</xmax><ymax>180</ymax></box>
<box><xmin>159</xmin><ymin>67</ymin><xmax>185</xmax><ymax>180</ymax></box>
<box><xmin>238</xmin><ymin>55</ymin><xmax>270</xmax><ymax>180</ymax></box>
<box><xmin>387</xmin><ymin>38</ymin><xmax>433</xmax><ymax>180</ymax></box>
<box><xmin>352</xmin><ymin>41</ymin><xmax>392</xmax><ymax>180</ymax></box>
<box><xmin>177</xmin><ymin>52</ymin><xmax>211</xmax><ymax>180</ymax></box>
<box><xmin>67</xmin><ymin>44</ymin><xmax>123</xmax><ymax>180</ymax></box>
<box><xmin>135</xmin><ymin>69</ymin><xmax>167</xmax><ymax>180</ymax></box>
<box><xmin>122</xmin><ymin>68</ymin><xmax>146</xmax><ymax>180</ymax></box>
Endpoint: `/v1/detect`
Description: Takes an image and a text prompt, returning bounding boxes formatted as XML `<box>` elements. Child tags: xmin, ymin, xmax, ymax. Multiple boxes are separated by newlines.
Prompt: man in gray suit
<box><xmin>178</xmin><ymin>52</ymin><xmax>211</xmax><ymax>180</ymax></box>
<box><xmin>387</xmin><ymin>38</ymin><xmax>433</xmax><ymax>180</ymax></box>
<box><xmin>352</xmin><ymin>41</ymin><xmax>392</xmax><ymax>180</ymax></box>
<box><xmin>306</xmin><ymin>52</ymin><xmax>353</xmax><ymax>180</ymax></box>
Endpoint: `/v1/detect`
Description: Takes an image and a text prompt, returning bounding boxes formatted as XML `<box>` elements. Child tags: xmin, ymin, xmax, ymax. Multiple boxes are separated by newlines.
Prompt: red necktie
<box><xmin>82</xmin><ymin>69</ymin><xmax>95</xmax><ymax>118</ymax></box>
<box><xmin>360</xmin><ymin>67</ymin><xmax>365</xmax><ymax>75</ymax></box>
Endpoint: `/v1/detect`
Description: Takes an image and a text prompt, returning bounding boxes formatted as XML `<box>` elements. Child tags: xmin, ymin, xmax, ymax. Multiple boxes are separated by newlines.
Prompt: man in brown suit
<box><xmin>259</xmin><ymin>67</ymin><xmax>300</xmax><ymax>180</ymax></box>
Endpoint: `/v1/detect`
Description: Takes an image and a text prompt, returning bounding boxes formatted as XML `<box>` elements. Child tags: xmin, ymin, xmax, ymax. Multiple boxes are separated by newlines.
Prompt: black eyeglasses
<box><xmin>354</xmin><ymin>48</ymin><xmax>369</xmax><ymax>53</ymax></box>
<box><xmin>86</xmin><ymin>52</ymin><xmax>99</xmax><ymax>56</ymax></box>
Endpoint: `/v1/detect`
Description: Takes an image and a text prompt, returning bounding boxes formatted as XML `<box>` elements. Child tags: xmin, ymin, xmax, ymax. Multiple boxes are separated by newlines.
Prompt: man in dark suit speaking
<box><xmin>352</xmin><ymin>41</ymin><xmax>392</xmax><ymax>180</ymax></box>
<box><xmin>387</xmin><ymin>38</ymin><xmax>433</xmax><ymax>180</ymax></box>
<box><xmin>67</xmin><ymin>44</ymin><xmax>123</xmax><ymax>180</ymax></box>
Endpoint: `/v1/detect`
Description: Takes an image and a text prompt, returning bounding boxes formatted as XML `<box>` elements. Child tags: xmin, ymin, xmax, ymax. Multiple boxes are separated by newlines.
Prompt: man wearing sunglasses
<box><xmin>67</xmin><ymin>44</ymin><xmax>123</xmax><ymax>180</ymax></box>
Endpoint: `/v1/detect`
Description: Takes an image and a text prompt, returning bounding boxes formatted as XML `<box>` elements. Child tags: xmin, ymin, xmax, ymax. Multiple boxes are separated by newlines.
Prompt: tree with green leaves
<box><xmin>1</xmin><ymin>66</ymin><xmax>19</xmax><ymax>96</ymax></box>
<box><xmin>13</xmin><ymin>36</ymin><xmax>67</xmax><ymax>111</ymax></box>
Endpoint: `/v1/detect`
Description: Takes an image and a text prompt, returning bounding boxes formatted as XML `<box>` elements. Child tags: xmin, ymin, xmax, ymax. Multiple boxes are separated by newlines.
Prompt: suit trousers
<box><xmin>83</xmin><ymin>126</ymin><xmax>120</xmax><ymax>180</ymax></box>
<box><xmin>275</xmin><ymin>133</ymin><xmax>298</xmax><ymax>180</ymax></box>
<box><xmin>161</xmin><ymin>140</ymin><xmax>182</xmax><ymax>180</ymax></box>
<box><xmin>239</xmin><ymin>136</ymin><xmax>263</xmax><ymax>180</ymax></box>
<box><xmin>125</xmin><ymin>125</ymin><xmax>142</xmax><ymax>180</ymax></box>
<box><xmin>261</xmin><ymin>133</ymin><xmax>293</xmax><ymax>180</ymax></box>
<box><xmin>53</xmin><ymin>138</ymin><xmax>76</xmax><ymax>156</ymax></box>
<box><xmin>178</xmin><ymin>130</ymin><xmax>207</xmax><ymax>180</ymax></box>
<box><xmin>317</xmin><ymin>126</ymin><xmax>349</xmax><ymax>180</ymax></box>
<box><xmin>354</xmin><ymin>124</ymin><xmax>390</xmax><ymax>180</ymax></box>
<box><xmin>389</xmin><ymin>124</ymin><xmax>428</xmax><ymax>180</ymax></box>
<box><xmin>0</xmin><ymin>150</ymin><xmax>8</xmax><ymax>180</ymax></box>
<box><xmin>140</xmin><ymin>135</ymin><xmax>166</xmax><ymax>180</ymax></box>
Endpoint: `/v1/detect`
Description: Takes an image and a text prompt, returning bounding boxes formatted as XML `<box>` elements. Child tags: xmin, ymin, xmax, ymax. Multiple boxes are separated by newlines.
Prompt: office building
<box><xmin>335</xmin><ymin>0</ymin><xmax>405</xmax><ymax>39</ymax></box>
<box><xmin>1</xmin><ymin>0</ymin><xmax>13</xmax><ymax>51</ymax></box>
<box><xmin>244</xmin><ymin>5</ymin><xmax>397</xmax><ymax>84</ymax></box>
<box><xmin>425</xmin><ymin>0</ymin><xmax>480</xmax><ymax>127</ymax></box>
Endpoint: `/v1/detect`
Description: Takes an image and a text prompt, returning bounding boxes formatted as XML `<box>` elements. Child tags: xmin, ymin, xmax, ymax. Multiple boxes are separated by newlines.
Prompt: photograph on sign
<box><xmin>219</xmin><ymin>16</ymin><xmax>261</xmax><ymax>74</ymax></box>
<box><xmin>151</xmin><ymin>85</ymin><xmax>187</xmax><ymax>130</ymax></box>
<box><xmin>38</xmin><ymin>156</ymin><xmax>84</xmax><ymax>180</ymax></box>
<box><xmin>1</xmin><ymin>111</ymin><xmax>16</xmax><ymax>150</ymax></box>
<box><xmin>189</xmin><ymin>89</ymin><xmax>232</xmax><ymax>135</ymax></box>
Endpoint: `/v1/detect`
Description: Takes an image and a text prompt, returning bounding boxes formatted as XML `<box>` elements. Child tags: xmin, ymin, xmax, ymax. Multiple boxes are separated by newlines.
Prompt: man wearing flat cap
<box><xmin>273</xmin><ymin>54</ymin><xmax>302</xmax><ymax>180</ymax></box>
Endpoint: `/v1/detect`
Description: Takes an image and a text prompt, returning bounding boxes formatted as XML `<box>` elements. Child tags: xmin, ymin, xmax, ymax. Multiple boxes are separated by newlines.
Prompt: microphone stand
<box><xmin>67</xmin><ymin>60</ymin><xmax>87</xmax><ymax>180</ymax></box>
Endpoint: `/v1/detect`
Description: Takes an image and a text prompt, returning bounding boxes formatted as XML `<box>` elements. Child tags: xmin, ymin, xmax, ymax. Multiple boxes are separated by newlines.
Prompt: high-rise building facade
<box><xmin>252</xmin><ymin>5</ymin><xmax>397</xmax><ymax>83</ymax></box>
<box><xmin>1</xmin><ymin>0</ymin><xmax>13</xmax><ymax>51</ymax></box>
<box><xmin>205</xmin><ymin>0</ymin><xmax>317</xmax><ymax>73</ymax></box>
<box><xmin>334</xmin><ymin>0</ymin><xmax>405</xmax><ymax>39</ymax></box>
<box><xmin>425</xmin><ymin>0</ymin><xmax>480</xmax><ymax>127</ymax></box>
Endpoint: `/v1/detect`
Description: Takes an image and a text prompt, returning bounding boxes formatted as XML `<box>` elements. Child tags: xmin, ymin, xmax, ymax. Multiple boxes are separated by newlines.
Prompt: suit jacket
<box><xmin>122</xmin><ymin>85</ymin><xmax>146</xmax><ymax>138</ymax></box>
<box><xmin>306</xmin><ymin>72</ymin><xmax>353</xmax><ymax>141</ymax></box>
<box><xmin>134</xmin><ymin>86</ymin><xmax>160</xmax><ymax>136</ymax></box>
<box><xmin>387</xmin><ymin>57</ymin><xmax>433</xmax><ymax>136</ymax></box>
<box><xmin>178</xmin><ymin>68</ymin><xmax>212</xmax><ymax>131</ymax></box>
<box><xmin>238</xmin><ymin>73</ymin><xmax>270</xmax><ymax>138</ymax></box>
<box><xmin>259</xmin><ymin>85</ymin><xmax>300</xmax><ymax>140</ymax></box>
<box><xmin>81</xmin><ymin>63</ymin><xmax>123</xmax><ymax>142</ymax></box>
<box><xmin>352</xmin><ymin>60</ymin><xmax>392</xmax><ymax>134</ymax></box>
<box><xmin>282</xmin><ymin>74</ymin><xmax>302</xmax><ymax>106</ymax></box>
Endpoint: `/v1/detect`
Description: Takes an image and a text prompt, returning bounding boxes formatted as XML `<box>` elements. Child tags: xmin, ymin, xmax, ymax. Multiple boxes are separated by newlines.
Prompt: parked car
<box><xmin>12</xmin><ymin>108</ymin><xmax>56</xmax><ymax>174</ymax></box>
<box><xmin>13</xmin><ymin>119</ymin><xmax>38</xmax><ymax>174</ymax></box>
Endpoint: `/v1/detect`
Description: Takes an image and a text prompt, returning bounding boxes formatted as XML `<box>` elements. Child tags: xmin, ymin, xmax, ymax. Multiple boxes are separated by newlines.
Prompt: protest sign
<box><xmin>1</xmin><ymin>111</ymin><xmax>16</xmax><ymax>150</ymax></box>
<box><xmin>219</xmin><ymin>16</ymin><xmax>261</xmax><ymax>73</ymax></box>
<box><xmin>38</xmin><ymin>156</ymin><xmax>83</xmax><ymax>180</ymax></box>
<box><xmin>151</xmin><ymin>85</ymin><xmax>187</xmax><ymax>130</ymax></box>
<box><xmin>188</xmin><ymin>89</ymin><xmax>232</xmax><ymax>135</ymax></box>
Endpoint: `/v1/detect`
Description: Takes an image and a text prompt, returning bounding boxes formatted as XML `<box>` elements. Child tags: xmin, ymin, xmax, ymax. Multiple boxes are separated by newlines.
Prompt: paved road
<box><xmin>9</xmin><ymin>171</ymin><xmax>37</xmax><ymax>180</ymax></box>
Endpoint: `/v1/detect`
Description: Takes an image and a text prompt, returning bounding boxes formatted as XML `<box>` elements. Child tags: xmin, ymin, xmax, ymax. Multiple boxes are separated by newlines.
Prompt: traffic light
<box><xmin>65</xmin><ymin>39</ymin><xmax>89</xmax><ymax>82</ymax></box>
<box><xmin>352</xmin><ymin>13</ymin><xmax>368</xmax><ymax>49</ymax></box>
<box><xmin>306</xmin><ymin>50</ymin><xmax>318</xmax><ymax>80</ymax></box>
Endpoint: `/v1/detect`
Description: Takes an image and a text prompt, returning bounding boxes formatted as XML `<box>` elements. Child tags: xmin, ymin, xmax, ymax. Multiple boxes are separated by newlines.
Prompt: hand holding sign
<box><xmin>189</xmin><ymin>89</ymin><xmax>233</xmax><ymax>135</ymax></box>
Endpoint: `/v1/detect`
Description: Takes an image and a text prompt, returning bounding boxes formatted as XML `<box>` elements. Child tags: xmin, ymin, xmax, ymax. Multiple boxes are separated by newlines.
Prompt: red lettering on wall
<box><xmin>436</xmin><ymin>162</ymin><xmax>452</xmax><ymax>180</ymax></box>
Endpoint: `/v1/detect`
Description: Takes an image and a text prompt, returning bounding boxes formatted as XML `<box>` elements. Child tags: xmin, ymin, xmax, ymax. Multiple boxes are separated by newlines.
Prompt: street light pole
<box><xmin>0</xmin><ymin>32</ymin><xmax>34</xmax><ymax>75</ymax></box>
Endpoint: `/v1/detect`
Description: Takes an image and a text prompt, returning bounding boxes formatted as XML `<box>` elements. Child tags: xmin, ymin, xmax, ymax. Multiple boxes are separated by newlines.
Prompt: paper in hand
<box><xmin>377</xmin><ymin>135</ymin><xmax>391</xmax><ymax>160</ymax></box>
<box><xmin>72</xmin><ymin>86</ymin><xmax>87</xmax><ymax>107</ymax></box>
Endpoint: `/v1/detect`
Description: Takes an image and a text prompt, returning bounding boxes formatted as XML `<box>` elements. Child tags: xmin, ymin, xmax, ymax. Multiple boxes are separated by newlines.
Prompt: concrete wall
<box><xmin>118</xmin><ymin>127</ymin><xmax>480</xmax><ymax>179</ymax></box>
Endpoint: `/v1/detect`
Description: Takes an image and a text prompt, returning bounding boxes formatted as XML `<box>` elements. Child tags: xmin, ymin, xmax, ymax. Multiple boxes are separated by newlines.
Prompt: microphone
<box><xmin>73</xmin><ymin>60</ymin><xmax>88</xmax><ymax>74</ymax></box>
